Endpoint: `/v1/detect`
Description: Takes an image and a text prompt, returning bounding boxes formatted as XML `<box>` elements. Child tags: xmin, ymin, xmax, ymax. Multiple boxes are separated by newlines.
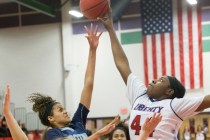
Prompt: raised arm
<box><xmin>3</xmin><ymin>85</ymin><xmax>28</xmax><ymax>140</ymax></box>
<box><xmin>98</xmin><ymin>4</ymin><xmax>131</xmax><ymax>84</ymax></box>
<box><xmin>80</xmin><ymin>23</ymin><xmax>102</xmax><ymax>109</ymax></box>
<box><xmin>196</xmin><ymin>95</ymin><xmax>210</xmax><ymax>112</ymax></box>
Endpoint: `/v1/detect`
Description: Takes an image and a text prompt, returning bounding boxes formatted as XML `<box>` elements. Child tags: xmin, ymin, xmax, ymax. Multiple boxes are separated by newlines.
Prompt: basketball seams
<box><xmin>82</xmin><ymin>0</ymin><xmax>107</xmax><ymax>12</ymax></box>
<box><xmin>80</xmin><ymin>0</ymin><xmax>108</xmax><ymax>19</ymax></box>
<box><xmin>96</xmin><ymin>1</ymin><xmax>108</xmax><ymax>18</ymax></box>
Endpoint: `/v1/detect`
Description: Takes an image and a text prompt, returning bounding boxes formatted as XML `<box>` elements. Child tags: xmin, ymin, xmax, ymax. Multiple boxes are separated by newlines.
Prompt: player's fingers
<box><xmin>155</xmin><ymin>113</ymin><xmax>162</xmax><ymax>121</ymax></box>
<box><xmin>84</xmin><ymin>26</ymin><xmax>89</xmax><ymax>34</ymax></box>
<box><xmin>108</xmin><ymin>124</ymin><xmax>116</xmax><ymax>132</ymax></box>
<box><xmin>109</xmin><ymin>115</ymin><xmax>120</xmax><ymax>125</ymax></box>
<box><xmin>157</xmin><ymin>115</ymin><xmax>162</xmax><ymax>123</ymax></box>
<box><xmin>107</xmin><ymin>4</ymin><xmax>112</xmax><ymax>17</ymax></box>
<box><xmin>94</xmin><ymin>25</ymin><xmax>99</xmax><ymax>35</ymax></box>
<box><xmin>144</xmin><ymin>117</ymin><xmax>150</xmax><ymax>124</ymax></box>
<box><xmin>97</xmin><ymin>32</ymin><xmax>103</xmax><ymax>38</ymax></box>
<box><xmin>6</xmin><ymin>85</ymin><xmax>10</xmax><ymax>101</ymax></box>
<box><xmin>91</xmin><ymin>23</ymin><xmax>93</xmax><ymax>34</ymax></box>
<box><xmin>150</xmin><ymin>112</ymin><xmax>156</xmax><ymax>122</ymax></box>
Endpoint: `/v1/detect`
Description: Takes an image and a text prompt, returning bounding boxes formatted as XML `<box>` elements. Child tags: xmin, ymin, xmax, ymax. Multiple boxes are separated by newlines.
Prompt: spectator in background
<box><xmin>203</xmin><ymin>123</ymin><xmax>209</xmax><ymax>139</ymax></box>
<box><xmin>0</xmin><ymin>114</ymin><xmax>2</xmax><ymax>127</ymax></box>
<box><xmin>18</xmin><ymin>120</ymin><xmax>21</xmax><ymax>126</ymax></box>
<box><xmin>21</xmin><ymin>123</ymin><xmax>28</xmax><ymax>135</ymax></box>
<box><xmin>196</xmin><ymin>125</ymin><xmax>205</xmax><ymax>140</ymax></box>
<box><xmin>0</xmin><ymin>116</ymin><xmax>11</xmax><ymax>137</ymax></box>
<box><xmin>108</xmin><ymin>122</ymin><xmax>130</xmax><ymax>140</ymax></box>
<box><xmin>183</xmin><ymin>126</ymin><xmax>191</xmax><ymax>140</ymax></box>
<box><xmin>86</xmin><ymin>129</ymin><xmax>93</xmax><ymax>137</ymax></box>
<box><xmin>33</xmin><ymin>129</ymin><xmax>41</xmax><ymax>140</ymax></box>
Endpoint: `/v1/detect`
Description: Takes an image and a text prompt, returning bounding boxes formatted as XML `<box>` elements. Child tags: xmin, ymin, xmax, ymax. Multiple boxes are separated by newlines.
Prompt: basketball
<box><xmin>79</xmin><ymin>0</ymin><xmax>109</xmax><ymax>19</ymax></box>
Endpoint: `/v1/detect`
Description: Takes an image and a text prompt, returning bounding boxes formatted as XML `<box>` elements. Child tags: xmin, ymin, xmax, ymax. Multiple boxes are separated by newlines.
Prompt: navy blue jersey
<box><xmin>45</xmin><ymin>103</ymin><xmax>89</xmax><ymax>140</ymax></box>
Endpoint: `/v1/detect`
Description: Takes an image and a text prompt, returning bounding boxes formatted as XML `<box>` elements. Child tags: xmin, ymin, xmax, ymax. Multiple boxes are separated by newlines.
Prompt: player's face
<box><xmin>49</xmin><ymin>103</ymin><xmax>71</xmax><ymax>127</ymax></box>
<box><xmin>112</xmin><ymin>129</ymin><xmax>127</xmax><ymax>140</ymax></box>
<box><xmin>147</xmin><ymin>76</ymin><xmax>171</xmax><ymax>99</ymax></box>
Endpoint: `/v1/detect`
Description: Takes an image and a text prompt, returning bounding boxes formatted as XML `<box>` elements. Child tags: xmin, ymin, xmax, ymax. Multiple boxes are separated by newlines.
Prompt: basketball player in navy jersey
<box><xmin>27</xmin><ymin>23</ymin><xmax>102</xmax><ymax>140</ymax></box>
<box><xmin>40</xmin><ymin>23</ymin><xmax>101</xmax><ymax>140</ymax></box>
<box><xmin>98</xmin><ymin>4</ymin><xmax>210</xmax><ymax>140</ymax></box>
<box><xmin>3</xmin><ymin>85</ymin><xmax>161</xmax><ymax>140</ymax></box>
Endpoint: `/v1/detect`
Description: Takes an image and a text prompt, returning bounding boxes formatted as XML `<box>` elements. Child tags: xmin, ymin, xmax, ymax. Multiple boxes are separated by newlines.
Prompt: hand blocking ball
<box><xmin>80</xmin><ymin>0</ymin><xmax>109</xmax><ymax>19</ymax></box>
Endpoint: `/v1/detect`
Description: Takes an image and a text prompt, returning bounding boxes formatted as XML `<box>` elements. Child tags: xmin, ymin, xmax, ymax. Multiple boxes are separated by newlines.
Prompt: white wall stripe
<box><xmin>202</xmin><ymin>22</ymin><xmax>210</xmax><ymax>25</ymax></box>
<box><xmin>201</xmin><ymin>6</ymin><xmax>210</xmax><ymax>10</ymax></box>
<box><xmin>202</xmin><ymin>37</ymin><xmax>210</xmax><ymax>40</ymax></box>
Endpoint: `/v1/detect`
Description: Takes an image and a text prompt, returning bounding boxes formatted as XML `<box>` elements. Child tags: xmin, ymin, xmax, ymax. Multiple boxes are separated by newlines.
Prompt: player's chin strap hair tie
<box><xmin>167</xmin><ymin>76</ymin><xmax>186</xmax><ymax>99</ymax></box>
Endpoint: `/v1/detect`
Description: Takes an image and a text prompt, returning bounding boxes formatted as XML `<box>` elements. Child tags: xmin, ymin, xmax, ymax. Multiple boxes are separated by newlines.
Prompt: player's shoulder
<box><xmin>157</xmin><ymin>98</ymin><xmax>172</xmax><ymax>104</ymax></box>
<box><xmin>45</xmin><ymin>128</ymin><xmax>63</xmax><ymax>140</ymax></box>
<box><xmin>46</xmin><ymin>127</ymin><xmax>62</xmax><ymax>134</ymax></box>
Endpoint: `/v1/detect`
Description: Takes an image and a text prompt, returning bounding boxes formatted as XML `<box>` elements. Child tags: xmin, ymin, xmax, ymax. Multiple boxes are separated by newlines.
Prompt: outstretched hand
<box><xmin>96</xmin><ymin>115</ymin><xmax>119</xmax><ymax>136</ymax></box>
<box><xmin>3</xmin><ymin>85</ymin><xmax>11</xmax><ymax>116</ymax></box>
<box><xmin>139</xmin><ymin>113</ymin><xmax>162</xmax><ymax>139</ymax></box>
<box><xmin>97</xmin><ymin>0</ymin><xmax>114</xmax><ymax>31</ymax></box>
<box><xmin>85</xmin><ymin>115</ymin><xmax>119</xmax><ymax>140</ymax></box>
<box><xmin>84</xmin><ymin>23</ymin><xmax>102</xmax><ymax>50</ymax></box>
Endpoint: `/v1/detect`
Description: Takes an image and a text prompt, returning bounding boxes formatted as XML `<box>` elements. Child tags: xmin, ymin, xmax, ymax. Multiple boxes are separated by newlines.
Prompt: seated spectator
<box><xmin>0</xmin><ymin>116</ymin><xmax>11</xmax><ymax>137</ymax></box>
<box><xmin>21</xmin><ymin>123</ymin><xmax>28</xmax><ymax>135</ymax></box>
<box><xmin>33</xmin><ymin>129</ymin><xmax>41</xmax><ymax>140</ymax></box>
<box><xmin>183</xmin><ymin>126</ymin><xmax>191</xmax><ymax>140</ymax></box>
<box><xmin>196</xmin><ymin>125</ymin><xmax>205</xmax><ymax>140</ymax></box>
<box><xmin>0</xmin><ymin>114</ymin><xmax>2</xmax><ymax>127</ymax></box>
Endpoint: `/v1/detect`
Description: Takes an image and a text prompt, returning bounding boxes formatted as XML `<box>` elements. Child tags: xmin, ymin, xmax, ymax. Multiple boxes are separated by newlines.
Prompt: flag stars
<box><xmin>142</xmin><ymin>0</ymin><xmax>172</xmax><ymax>35</ymax></box>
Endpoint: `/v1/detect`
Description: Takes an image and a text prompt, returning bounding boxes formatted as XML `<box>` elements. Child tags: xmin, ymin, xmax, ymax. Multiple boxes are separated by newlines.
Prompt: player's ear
<box><xmin>48</xmin><ymin>116</ymin><xmax>54</xmax><ymax>123</ymax></box>
<box><xmin>166</xmin><ymin>88</ymin><xmax>174</xmax><ymax>97</ymax></box>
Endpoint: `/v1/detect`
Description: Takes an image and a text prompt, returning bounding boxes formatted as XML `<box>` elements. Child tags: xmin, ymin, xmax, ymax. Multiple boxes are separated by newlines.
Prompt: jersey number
<box><xmin>130</xmin><ymin>115</ymin><xmax>154</xmax><ymax>136</ymax></box>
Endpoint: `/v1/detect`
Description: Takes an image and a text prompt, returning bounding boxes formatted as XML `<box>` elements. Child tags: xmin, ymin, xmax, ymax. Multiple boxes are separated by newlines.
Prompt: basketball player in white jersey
<box><xmin>98</xmin><ymin>4</ymin><xmax>210</xmax><ymax>140</ymax></box>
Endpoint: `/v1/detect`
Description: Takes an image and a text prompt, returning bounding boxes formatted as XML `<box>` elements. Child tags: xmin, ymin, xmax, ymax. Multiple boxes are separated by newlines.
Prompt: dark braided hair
<box><xmin>167</xmin><ymin>76</ymin><xmax>186</xmax><ymax>99</ymax></box>
<box><xmin>27</xmin><ymin>93</ymin><xmax>58</xmax><ymax>126</ymax></box>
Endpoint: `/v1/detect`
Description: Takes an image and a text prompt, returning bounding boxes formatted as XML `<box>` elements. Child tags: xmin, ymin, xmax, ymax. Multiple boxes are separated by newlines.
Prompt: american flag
<box><xmin>141</xmin><ymin>0</ymin><xmax>203</xmax><ymax>89</ymax></box>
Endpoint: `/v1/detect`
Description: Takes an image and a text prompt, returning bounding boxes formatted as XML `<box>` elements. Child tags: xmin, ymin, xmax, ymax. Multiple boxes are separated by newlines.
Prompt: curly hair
<box><xmin>27</xmin><ymin>93</ymin><xmax>58</xmax><ymax>126</ymax></box>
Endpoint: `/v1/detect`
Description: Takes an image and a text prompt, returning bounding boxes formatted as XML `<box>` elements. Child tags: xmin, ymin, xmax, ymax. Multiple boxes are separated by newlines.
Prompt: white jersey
<box><xmin>127</xmin><ymin>73</ymin><xmax>204</xmax><ymax>140</ymax></box>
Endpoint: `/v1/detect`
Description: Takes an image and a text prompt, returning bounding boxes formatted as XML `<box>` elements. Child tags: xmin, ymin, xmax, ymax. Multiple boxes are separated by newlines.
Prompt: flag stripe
<box><xmin>165</xmin><ymin>33</ymin><xmax>171</xmax><ymax>76</ymax></box>
<box><xmin>161</xmin><ymin>33</ymin><xmax>166</xmax><ymax>76</ymax></box>
<box><xmin>156</xmin><ymin>34</ymin><xmax>162</xmax><ymax>78</ymax></box>
<box><xmin>192</xmin><ymin>4</ymin><xmax>199</xmax><ymax>89</ymax></box>
<box><xmin>152</xmin><ymin>35</ymin><xmax>157</xmax><ymax>79</ymax></box>
<box><xmin>173</xmin><ymin>0</ymin><xmax>181</xmax><ymax>81</ymax></box>
<box><xmin>177</xmin><ymin>0</ymin><xmax>185</xmax><ymax>86</ymax></box>
<box><xmin>187</xmin><ymin>5</ymin><xmax>195</xmax><ymax>89</ymax></box>
<box><xmin>198</xmin><ymin>2</ymin><xmax>203</xmax><ymax>88</ymax></box>
<box><xmin>170</xmin><ymin>33</ymin><xmax>175</xmax><ymax>76</ymax></box>
<box><xmin>182</xmin><ymin>0</ymin><xmax>190</xmax><ymax>89</ymax></box>
<box><xmin>143</xmin><ymin>36</ymin><xmax>149</xmax><ymax>86</ymax></box>
<box><xmin>147</xmin><ymin>36</ymin><xmax>154</xmax><ymax>83</ymax></box>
